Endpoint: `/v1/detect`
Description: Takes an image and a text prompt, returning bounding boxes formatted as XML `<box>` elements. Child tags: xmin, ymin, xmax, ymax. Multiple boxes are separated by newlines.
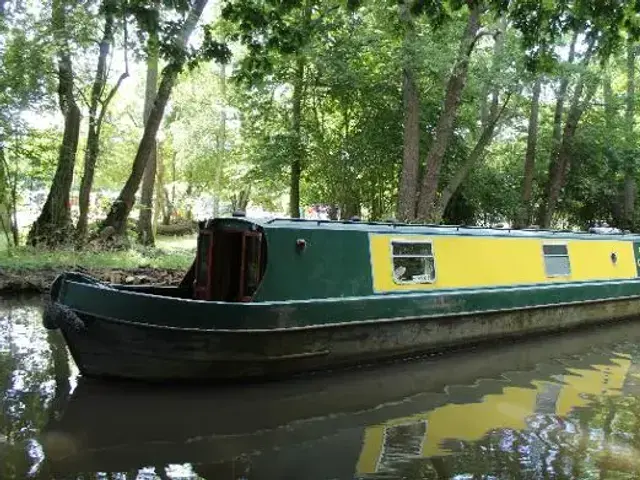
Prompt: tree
<box><xmin>27</xmin><ymin>0</ymin><xmax>82</xmax><ymax>246</ymax></box>
<box><xmin>0</xmin><ymin>2</ymin><xmax>54</xmax><ymax>247</ymax></box>
<box><xmin>414</xmin><ymin>3</ymin><xmax>482</xmax><ymax>221</ymax></box>
<box><xmin>76</xmin><ymin>0</ymin><xmax>129</xmax><ymax>240</ymax></box>
<box><xmin>537</xmin><ymin>36</ymin><xmax>599</xmax><ymax>228</ymax></box>
<box><xmin>430</xmin><ymin>18</ymin><xmax>514</xmax><ymax>222</ymax></box>
<box><xmin>222</xmin><ymin>0</ymin><xmax>343</xmax><ymax>218</ymax></box>
<box><xmin>100</xmin><ymin>0</ymin><xmax>228</xmax><ymax>237</ymax></box>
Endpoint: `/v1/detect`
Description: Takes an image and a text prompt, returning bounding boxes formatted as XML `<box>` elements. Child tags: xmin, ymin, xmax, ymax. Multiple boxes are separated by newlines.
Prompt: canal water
<box><xmin>4</xmin><ymin>296</ymin><xmax>640</xmax><ymax>479</ymax></box>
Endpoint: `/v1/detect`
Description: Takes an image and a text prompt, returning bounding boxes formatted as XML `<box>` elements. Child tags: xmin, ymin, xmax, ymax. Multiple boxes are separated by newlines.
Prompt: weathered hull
<box><xmin>49</xmin><ymin>279</ymin><xmax>640</xmax><ymax>381</ymax></box>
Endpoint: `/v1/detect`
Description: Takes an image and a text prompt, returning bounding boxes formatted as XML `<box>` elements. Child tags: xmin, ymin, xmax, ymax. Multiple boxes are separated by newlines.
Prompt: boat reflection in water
<box><xmin>35</xmin><ymin>316</ymin><xmax>640</xmax><ymax>480</ymax></box>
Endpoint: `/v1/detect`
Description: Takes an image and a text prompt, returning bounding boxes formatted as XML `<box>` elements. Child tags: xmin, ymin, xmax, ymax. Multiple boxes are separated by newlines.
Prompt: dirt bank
<box><xmin>0</xmin><ymin>267</ymin><xmax>186</xmax><ymax>294</ymax></box>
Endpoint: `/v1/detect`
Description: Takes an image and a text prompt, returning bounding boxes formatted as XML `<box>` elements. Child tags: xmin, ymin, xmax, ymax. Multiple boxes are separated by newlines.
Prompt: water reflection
<box><xmin>0</xmin><ymin>295</ymin><xmax>73</xmax><ymax>479</ymax></box>
<box><xmin>5</xmin><ymin>296</ymin><xmax>640</xmax><ymax>478</ymax></box>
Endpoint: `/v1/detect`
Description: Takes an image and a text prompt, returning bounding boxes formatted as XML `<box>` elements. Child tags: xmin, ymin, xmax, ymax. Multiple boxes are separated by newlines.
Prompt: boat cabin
<box><xmin>190</xmin><ymin>217</ymin><xmax>640</xmax><ymax>303</ymax></box>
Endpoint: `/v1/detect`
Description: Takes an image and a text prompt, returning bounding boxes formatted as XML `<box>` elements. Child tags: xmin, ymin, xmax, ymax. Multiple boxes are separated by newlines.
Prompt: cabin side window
<box><xmin>391</xmin><ymin>241</ymin><xmax>436</xmax><ymax>284</ymax></box>
<box><xmin>543</xmin><ymin>243</ymin><xmax>571</xmax><ymax>277</ymax></box>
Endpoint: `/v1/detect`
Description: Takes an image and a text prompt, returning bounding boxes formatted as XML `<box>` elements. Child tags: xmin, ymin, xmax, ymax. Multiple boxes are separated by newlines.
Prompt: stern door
<box><xmin>195</xmin><ymin>229</ymin><xmax>263</xmax><ymax>301</ymax></box>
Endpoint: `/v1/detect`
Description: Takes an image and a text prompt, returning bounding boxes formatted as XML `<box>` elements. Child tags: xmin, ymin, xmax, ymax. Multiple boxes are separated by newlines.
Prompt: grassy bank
<box><xmin>0</xmin><ymin>234</ymin><xmax>196</xmax><ymax>270</ymax></box>
<box><xmin>0</xmin><ymin>235</ymin><xmax>197</xmax><ymax>293</ymax></box>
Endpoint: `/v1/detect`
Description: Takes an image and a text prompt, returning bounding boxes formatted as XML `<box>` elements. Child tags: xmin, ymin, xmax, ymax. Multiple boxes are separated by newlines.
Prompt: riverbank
<box><xmin>0</xmin><ymin>266</ymin><xmax>189</xmax><ymax>293</ymax></box>
<box><xmin>0</xmin><ymin>236</ymin><xmax>195</xmax><ymax>293</ymax></box>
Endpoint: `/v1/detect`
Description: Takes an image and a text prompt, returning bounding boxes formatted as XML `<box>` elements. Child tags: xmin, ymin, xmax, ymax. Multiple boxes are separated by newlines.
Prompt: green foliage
<box><xmin>6</xmin><ymin>0</ymin><xmax>640</xmax><ymax>256</ymax></box>
<box><xmin>0</xmin><ymin>2</ymin><xmax>56</xmax><ymax>136</ymax></box>
<box><xmin>127</xmin><ymin>0</ymin><xmax>231</xmax><ymax>68</ymax></box>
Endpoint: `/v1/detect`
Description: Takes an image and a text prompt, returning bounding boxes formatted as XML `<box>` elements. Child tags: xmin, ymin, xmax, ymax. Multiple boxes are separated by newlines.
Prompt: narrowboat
<box><xmin>43</xmin><ymin>216</ymin><xmax>640</xmax><ymax>382</ymax></box>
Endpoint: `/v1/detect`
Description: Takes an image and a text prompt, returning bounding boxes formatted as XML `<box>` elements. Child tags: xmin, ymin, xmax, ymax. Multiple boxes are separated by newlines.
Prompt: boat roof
<box><xmin>207</xmin><ymin>216</ymin><xmax>640</xmax><ymax>241</ymax></box>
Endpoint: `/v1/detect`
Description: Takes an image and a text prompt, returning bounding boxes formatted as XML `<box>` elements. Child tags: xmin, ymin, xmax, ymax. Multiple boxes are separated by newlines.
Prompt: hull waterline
<box><xmin>51</xmin><ymin>290</ymin><xmax>640</xmax><ymax>382</ymax></box>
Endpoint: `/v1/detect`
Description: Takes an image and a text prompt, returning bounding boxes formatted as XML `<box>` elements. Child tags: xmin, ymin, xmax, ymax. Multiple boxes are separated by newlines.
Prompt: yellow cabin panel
<box><xmin>568</xmin><ymin>240</ymin><xmax>636</xmax><ymax>281</ymax></box>
<box><xmin>369</xmin><ymin>233</ymin><xmax>637</xmax><ymax>293</ymax></box>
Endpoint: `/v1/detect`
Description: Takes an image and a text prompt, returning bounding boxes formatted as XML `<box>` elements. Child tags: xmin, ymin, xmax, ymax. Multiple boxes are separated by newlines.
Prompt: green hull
<box><xmin>43</xmin><ymin>273</ymin><xmax>640</xmax><ymax>381</ymax></box>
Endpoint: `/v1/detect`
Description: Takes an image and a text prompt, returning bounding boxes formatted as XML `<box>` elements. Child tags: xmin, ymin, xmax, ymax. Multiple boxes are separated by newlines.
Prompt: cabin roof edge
<box><xmin>198</xmin><ymin>216</ymin><xmax>640</xmax><ymax>240</ymax></box>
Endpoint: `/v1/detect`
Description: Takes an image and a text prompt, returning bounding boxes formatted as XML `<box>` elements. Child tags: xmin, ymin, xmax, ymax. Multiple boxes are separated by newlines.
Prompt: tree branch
<box><xmin>467</xmin><ymin>29</ymin><xmax>498</xmax><ymax>56</ymax></box>
<box><xmin>96</xmin><ymin>71</ymin><xmax>129</xmax><ymax>138</ymax></box>
<box><xmin>96</xmin><ymin>14</ymin><xmax>130</xmax><ymax>138</ymax></box>
<box><xmin>75</xmin><ymin>84</ymin><xmax>91</xmax><ymax>110</ymax></box>
<box><xmin>126</xmin><ymin>109</ymin><xmax>142</xmax><ymax>128</ymax></box>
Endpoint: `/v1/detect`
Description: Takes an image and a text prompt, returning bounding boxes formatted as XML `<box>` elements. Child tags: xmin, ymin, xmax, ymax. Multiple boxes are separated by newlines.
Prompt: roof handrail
<box><xmin>261</xmin><ymin>217</ymin><xmax>634</xmax><ymax>236</ymax></box>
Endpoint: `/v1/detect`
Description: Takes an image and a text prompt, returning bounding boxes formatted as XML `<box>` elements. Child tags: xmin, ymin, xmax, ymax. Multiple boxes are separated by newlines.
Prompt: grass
<box><xmin>0</xmin><ymin>234</ymin><xmax>197</xmax><ymax>271</ymax></box>
<box><xmin>156</xmin><ymin>234</ymin><xmax>197</xmax><ymax>251</ymax></box>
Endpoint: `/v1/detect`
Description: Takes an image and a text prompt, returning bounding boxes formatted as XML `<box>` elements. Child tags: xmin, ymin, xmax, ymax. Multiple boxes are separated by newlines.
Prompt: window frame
<box><xmin>542</xmin><ymin>242</ymin><xmax>571</xmax><ymax>278</ymax></box>
<box><xmin>390</xmin><ymin>239</ymin><xmax>437</xmax><ymax>285</ymax></box>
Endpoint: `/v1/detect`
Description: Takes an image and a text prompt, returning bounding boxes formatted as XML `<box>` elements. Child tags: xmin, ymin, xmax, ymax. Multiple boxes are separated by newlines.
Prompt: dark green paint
<box><xmin>60</xmin><ymin>278</ymin><xmax>640</xmax><ymax>331</ymax></box>
<box><xmin>253</xmin><ymin>227</ymin><xmax>373</xmax><ymax>301</ymax></box>
<box><xmin>634</xmin><ymin>241</ymin><xmax>640</xmax><ymax>276</ymax></box>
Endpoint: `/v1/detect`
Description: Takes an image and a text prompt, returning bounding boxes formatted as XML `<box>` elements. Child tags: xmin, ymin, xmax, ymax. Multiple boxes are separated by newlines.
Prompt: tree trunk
<box><xmin>517</xmin><ymin>77</ymin><xmax>542</xmax><ymax>228</ymax></box>
<box><xmin>552</xmin><ymin>34</ymin><xmax>578</xmax><ymax>154</ymax></box>
<box><xmin>0</xmin><ymin>142</ymin><xmax>19</xmax><ymax>246</ymax></box>
<box><xmin>396</xmin><ymin>1</ymin><xmax>420</xmax><ymax>221</ymax></box>
<box><xmin>153</xmin><ymin>142</ymin><xmax>163</xmax><ymax>230</ymax></box>
<box><xmin>9</xmin><ymin>154</ymin><xmax>18</xmax><ymax>245</ymax></box>
<box><xmin>341</xmin><ymin>200</ymin><xmax>361</xmax><ymax>220</ymax></box>
<box><xmin>155</xmin><ymin>146</ymin><xmax>172</xmax><ymax>226</ymax></box>
<box><xmin>602</xmin><ymin>66</ymin><xmax>624</xmax><ymax>226</ymax></box>
<box><xmin>100</xmin><ymin>0</ymin><xmax>208</xmax><ymax>236</ymax></box>
<box><xmin>27</xmin><ymin>0</ymin><xmax>81</xmax><ymax>246</ymax></box>
<box><xmin>161</xmin><ymin>152</ymin><xmax>176</xmax><ymax>225</ymax></box>
<box><xmin>213</xmin><ymin>61</ymin><xmax>227</xmax><ymax>217</ymax></box>
<box><xmin>540</xmin><ymin>73</ymin><xmax>598</xmax><ymax>227</ymax></box>
<box><xmin>289</xmin><ymin>55</ymin><xmax>304</xmax><ymax>218</ymax></box>
<box><xmin>416</xmin><ymin>3</ymin><xmax>482</xmax><ymax>221</ymax></box>
<box><xmin>0</xmin><ymin>144</ymin><xmax>13</xmax><ymax>247</ymax></box>
<box><xmin>28</xmin><ymin>99</ymin><xmax>80</xmax><ymax>246</ymax></box>
<box><xmin>184</xmin><ymin>176</ymin><xmax>193</xmax><ymax>220</ymax></box>
<box><xmin>623</xmin><ymin>37</ymin><xmax>636</xmax><ymax>230</ymax></box>
<box><xmin>76</xmin><ymin>0</ymin><xmax>119</xmax><ymax>240</ymax></box>
<box><xmin>288</xmin><ymin>0</ymin><xmax>311</xmax><ymax>219</ymax></box>
<box><xmin>536</xmin><ymin>33</ymin><xmax>578</xmax><ymax>227</ymax></box>
<box><xmin>435</xmin><ymin>96</ymin><xmax>510</xmax><ymax>221</ymax></box>
<box><xmin>603</xmin><ymin>69</ymin><xmax>615</xmax><ymax>134</ymax></box>
<box><xmin>137</xmin><ymin>28</ymin><xmax>159</xmax><ymax>246</ymax></box>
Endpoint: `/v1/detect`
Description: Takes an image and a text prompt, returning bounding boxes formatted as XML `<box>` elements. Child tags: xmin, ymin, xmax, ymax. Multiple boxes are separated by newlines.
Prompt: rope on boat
<box><xmin>42</xmin><ymin>301</ymin><xmax>86</xmax><ymax>332</ymax></box>
<box><xmin>42</xmin><ymin>272</ymin><xmax>100</xmax><ymax>332</ymax></box>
